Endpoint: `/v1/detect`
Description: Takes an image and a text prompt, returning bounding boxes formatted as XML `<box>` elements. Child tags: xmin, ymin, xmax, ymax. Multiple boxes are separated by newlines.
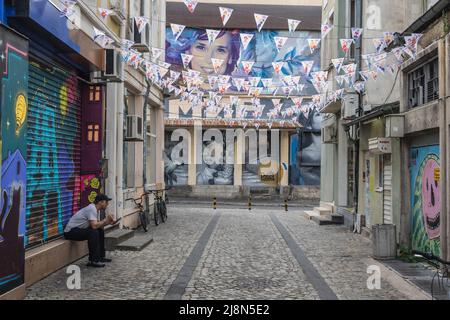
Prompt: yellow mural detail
<box><xmin>91</xmin><ymin>178</ymin><xmax>100</xmax><ymax>189</ymax></box>
<box><xmin>15</xmin><ymin>94</ymin><xmax>27</xmax><ymax>135</ymax></box>
<box><xmin>60</xmin><ymin>85</ymin><xmax>68</xmax><ymax>117</ymax></box>
<box><xmin>88</xmin><ymin>191</ymin><xmax>98</xmax><ymax>203</ymax></box>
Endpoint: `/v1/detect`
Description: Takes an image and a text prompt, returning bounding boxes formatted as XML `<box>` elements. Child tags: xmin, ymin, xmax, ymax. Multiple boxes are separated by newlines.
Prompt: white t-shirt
<box><xmin>64</xmin><ymin>204</ymin><xmax>98</xmax><ymax>233</ymax></box>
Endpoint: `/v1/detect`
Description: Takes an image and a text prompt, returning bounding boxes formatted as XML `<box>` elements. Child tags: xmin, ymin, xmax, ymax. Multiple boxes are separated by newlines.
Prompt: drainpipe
<box><xmin>440</xmin><ymin>37</ymin><xmax>448</xmax><ymax>260</ymax></box>
<box><xmin>115</xmin><ymin>18</ymin><xmax>126</xmax><ymax>228</ymax></box>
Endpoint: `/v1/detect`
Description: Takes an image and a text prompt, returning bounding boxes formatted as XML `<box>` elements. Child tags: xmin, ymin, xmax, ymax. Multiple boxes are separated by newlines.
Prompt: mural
<box><xmin>26</xmin><ymin>63</ymin><xmax>81</xmax><ymax>247</ymax></box>
<box><xmin>410</xmin><ymin>145</ymin><xmax>441</xmax><ymax>256</ymax></box>
<box><xmin>289</xmin><ymin>108</ymin><xmax>322</xmax><ymax>186</ymax></box>
<box><xmin>79</xmin><ymin>174</ymin><xmax>102</xmax><ymax>208</ymax></box>
<box><xmin>164</xmin><ymin>131</ymin><xmax>189</xmax><ymax>186</ymax></box>
<box><xmin>166</xmin><ymin>28</ymin><xmax>321</xmax><ymax>95</ymax></box>
<box><xmin>0</xmin><ymin>25</ymin><xmax>28</xmax><ymax>296</ymax></box>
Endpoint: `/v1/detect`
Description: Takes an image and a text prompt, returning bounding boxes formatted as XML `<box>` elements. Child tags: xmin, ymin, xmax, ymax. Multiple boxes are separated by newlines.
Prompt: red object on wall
<box><xmin>81</xmin><ymin>85</ymin><xmax>103</xmax><ymax>173</ymax></box>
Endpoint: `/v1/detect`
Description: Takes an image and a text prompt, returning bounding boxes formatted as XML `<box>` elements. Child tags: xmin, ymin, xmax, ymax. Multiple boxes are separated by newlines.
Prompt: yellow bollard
<box><xmin>248</xmin><ymin>195</ymin><xmax>252</xmax><ymax>211</ymax></box>
<box><xmin>213</xmin><ymin>197</ymin><xmax>217</xmax><ymax>210</ymax></box>
<box><xmin>284</xmin><ymin>199</ymin><xmax>288</xmax><ymax>212</ymax></box>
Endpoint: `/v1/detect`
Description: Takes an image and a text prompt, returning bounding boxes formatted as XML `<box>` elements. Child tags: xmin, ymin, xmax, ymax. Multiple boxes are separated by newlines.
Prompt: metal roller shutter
<box><xmin>26</xmin><ymin>60</ymin><xmax>82</xmax><ymax>248</ymax></box>
<box><xmin>383</xmin><ymin>155</ymin><xmax>393</xmax><ymax>225</ymax></box>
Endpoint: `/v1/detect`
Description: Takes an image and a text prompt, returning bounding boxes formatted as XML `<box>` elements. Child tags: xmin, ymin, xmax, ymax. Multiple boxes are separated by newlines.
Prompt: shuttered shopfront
<box><xmin>26</xmin><ymin>59</ymin><xmax>82</xmax><ymax>248</ymax></box>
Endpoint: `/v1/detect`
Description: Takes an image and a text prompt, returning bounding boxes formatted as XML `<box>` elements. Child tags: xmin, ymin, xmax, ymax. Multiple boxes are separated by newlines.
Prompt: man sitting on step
<box><xmin>64</xmin><ymin>194</ymin><xmax>117</xmax><ymax>268</ymax></box>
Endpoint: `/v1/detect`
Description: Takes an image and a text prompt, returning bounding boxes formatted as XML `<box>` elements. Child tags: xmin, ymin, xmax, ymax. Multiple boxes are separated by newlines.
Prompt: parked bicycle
<box><xmin>146</xmin><ymin>187</ymin><xmax>171</xmax><ymax>226</ymax></box>
<box><xmin>412</xmin><ymin>250</ymin><xmax>450</xmax><ymax>299</ymax></box>
<box><xmin>125</xmin><ymin>193</ymin><xmax>151</xmax><ymax>232</ymax></box>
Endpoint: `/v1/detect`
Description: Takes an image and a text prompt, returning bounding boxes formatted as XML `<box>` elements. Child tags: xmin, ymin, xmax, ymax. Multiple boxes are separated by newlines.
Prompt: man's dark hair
<box><xmin>94</xmin><ymin>194</ymin><xmax>112</xmax><ymax>204</ymax></box>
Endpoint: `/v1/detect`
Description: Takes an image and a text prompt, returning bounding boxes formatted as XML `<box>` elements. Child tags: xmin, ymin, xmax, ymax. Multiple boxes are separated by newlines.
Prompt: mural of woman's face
<box><xmin>188</xmin><ymin>33</ymin><xmax>233</xmax><ymax>75</ymax></box>
<box><xmin>421</xmin><ymin>159</ymin><xmax>440</xmax><ymax>240</ymax></box>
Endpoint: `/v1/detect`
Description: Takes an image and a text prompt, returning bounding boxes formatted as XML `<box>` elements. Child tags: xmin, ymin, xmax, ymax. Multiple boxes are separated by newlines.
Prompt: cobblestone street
<box><xmin>26</xmin><ymin>203</ymin><xmax>409</xmax><ymax>300</ymax></box>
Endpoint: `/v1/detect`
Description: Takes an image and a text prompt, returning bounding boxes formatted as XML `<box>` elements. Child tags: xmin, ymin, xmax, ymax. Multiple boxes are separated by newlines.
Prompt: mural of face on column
<box><xmin>421</xmin><ymin>158</ymin><xmax>440</xmax><ymax>240</ymax></box>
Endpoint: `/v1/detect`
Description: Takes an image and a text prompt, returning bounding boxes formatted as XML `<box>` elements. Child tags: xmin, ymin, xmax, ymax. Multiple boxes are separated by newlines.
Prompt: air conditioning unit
<box><xmin>322</xmin><ymin>124</ymin><xmax>338</xmax><ymax>144</ymax></box>
<box><xmin>129</xmin><ymin>18</ymin><xmax>150</xmax><ymax>53</ymax></box>
<box><xmin>385</xmin><ymin>115</ymin><xmax>405</xmax><ymax>138</ymax></box>
<box><xmin>342</xmin><ymin>93</ymin><xmax>359</xmax><ymax>119</ymax></box>
<box><xmin>104</xmin><ymin>48</ymin><xmax>123</xmax><ymax>82</ymax></box>
<box><xmin>125</xmin><ymin>115</ymin><xmax>144</xmax><ymax>142</ymax></box>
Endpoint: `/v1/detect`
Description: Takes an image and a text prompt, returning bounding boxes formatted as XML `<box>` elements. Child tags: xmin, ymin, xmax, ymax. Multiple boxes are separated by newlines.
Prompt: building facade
<box><xmin>0</xmin><ymin>0</ymin><xmax>166</xmax><ymax>299</ymax></box>
<box><xmin>164</xmin><ymin>0</ymin><xmax>323</xmax><ymax>198</ymax></box>
<box><xmin>319</xmin><ymin>0</ymin><xmax>450</xmax><ymax>259</ymax></box>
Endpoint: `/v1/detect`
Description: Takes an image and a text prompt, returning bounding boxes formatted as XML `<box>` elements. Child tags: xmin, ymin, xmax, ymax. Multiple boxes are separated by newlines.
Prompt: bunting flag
<box><xmin>151</xmin><ymin>47</ymin><xmax>164</xmax><ymax>61</ymax></box>
<box><xmin>331</xmin><ymin>58</ymin><xmax>344</xmax><ymax>73</ymax></box>
<box><xmin>206</xmin><ymin>29</ymin><xmax>221</xmax><ymax>45</ymax></box>
<box><xmin>301</xmin><ymin>60</ymin><xmax>314</xmax><ymax>76</ymax></box>
<box><xmin>183</xmin><ymin>0</ymin><xmax>198</xmax><ymax>13</ymax></box>
<box><xmin>341</xmin><ymin>63</ymin><xmax>357</xmax><ymax>75</ymax></box>
<box><xmin>359</xmin><ymin>70</ymin><xmax>370</xmax><ymax>82</ymax></box>
<box><xmin>393</xmin><ymin>47</ymin><xmax>405</xmax><ymax>62</ymax></box>
<box><xmin>171</xmin><ymin>23</ymin><xmax>186</xmax><ymax>41</ymax></box>
<box><xmin>60</xmin><ymin>0</ymin><xmax>77</xmax><ymax>18</ymax></box>
<box><xmin>135</xmin><ymin>16</ymin><xmax>150</xmax><ymax>34</ymax></box>
<box><xmin>353</xmin><ymin>81</ymin><xmax>365</xmax><ymax>93</ymax></box>
<box><xmin>274</xmin><ymin>36</ymin><xmax>288</xmax><ymax>52</ymax></box>
<box><xmin>240</xmin><ymin>33</ymin><xmax>254</xmax><ymax>50</ymax></box>
<box><xmin>219</xmin><ymin>7</ymin><xmax>233</xmax><ymax>26</ymax></box>
<box><xmin>296</xmin><ymin>84</ymin><xmax>305</xmax><ymax>93</ymax></box>
<box><xmin>291</xmin><ymin>97</ymin><xmax>303</xmax><ymax>108</ymax></box>
<box><xmin>261</xmin><ymin>78</ymin><xmax>273</xmax><ymax>88</ymax></box>
<box><xmin>288</xmin><ymin>19</ymin><xmax>301</xmax><ymax>33</ymax></box>
<box><xmin>335</xmin><ymin>75</ymin><xmax>345</xmax><ymax>87</ymax></box>
<box><xmin>384</xmin><ymin>32</ymin><xmax>395</xmax><ymax>46</ymax></box>
<box><xmin>218</xmin><ymin>75</ymin><xmax>231</xmax><ymax>84</ymax></box>
<box><xmin>373</xmin><ymin>38</ymin><xmax>386</xmax><ymax>53</ymax></box>
<box><xmin>98</xmin><ymin>8</ymin><xmax>113</xmax><ymax>20</ymax></box>
<box><xmin>181</xmin><ymin>53</ymin><xmax>193</xmax><ymax>69</ymax></box>
<box><xmin>230</xmin><ymin>96</ymin><xmax>239</xmax><ymax>107</ymax></box>
<box><xmin>272</xmin><ymin>61</ymin><xmax>284</xmax><ymax>74</ymax></box>
<box><xmin>307</xmin><ymin>39</ymin><xmax>321</xmax><ymax>54</ymax></box>
<box><xmin>241</xmin><ymin>61</ymin><xmax>255</xmax><ymax>75</ymax></box>
<box><xmin>311</xmin><ymin>71</ymin><xmax>328</xmax><ymax>82</ymax></box>
<box><xmin>321</xmin><ymin>24</ymin><xmax>333</xmax><ymax>38</ymax></box>
<box><xmin>121</xmin><ymin>39</ymin><xmax>134</xmax><ymax>49</ymax></box>
<box><xmin>233</xmin><ymin>78</ymin><xmax>245</xmax><ymax>91</ymax></box>
<box><xmin>351</xmin><ymin>27</ymin><xmax>363</xmax><ymax>42</ymax></box>
<box><xmin>249</xmin><ymin>77</ymin><xmax>261</xmax><ymax>87</ymax></box>
<box><xmin>254</xmin><ymin>14</ymin><xmax>268</xmax><ymax>32</ymax></box>
<box><xmin>170</xmin><ymin>70</ymin><xmax>181</xmax><ymax>82</ymax></box>
<box><xmin>208</xmin><ymin>76</ymin><xmax>218</xmax><ymax>89</ymax></box>
<box><xmin>370</xmin><ymin>70</ymin><xmax>379</xmax><ymax>81</ymax></box>
<box><xmin>340</xmin><ymin>39</ymin><xmax>354</xmax><ymax>54</ymax></box>
<box><xmin>405</xmin><ymin>33</ymin><xmax>423</xmax><ymax>54</ymax></box>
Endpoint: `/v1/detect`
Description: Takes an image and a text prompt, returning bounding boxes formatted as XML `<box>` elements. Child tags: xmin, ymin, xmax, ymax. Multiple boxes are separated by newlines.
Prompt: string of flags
<box><xmin>57</xmin><ymin>0</ymin><xmax>425</xmax><ymax>129</ymax></box>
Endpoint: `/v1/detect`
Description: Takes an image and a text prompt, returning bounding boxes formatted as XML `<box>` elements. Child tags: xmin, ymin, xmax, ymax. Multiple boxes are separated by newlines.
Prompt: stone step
<box><xmin>320</xmin><ymin>201</ymin><xmax>335</xmax><ymax>213</ymax></box>
<box><xmin>303</xmin><ymin>210</ymin><xmax>320</xmax><ymax>220</ymax></box>
<box><xmin>314</xmin><ymin>207</ymin><xmax>332</xmax><ymax>216</ymax></box>
<box><xmin>105</xmin><ymin>229</ymin><xmax>135</xmax><ymax>251</ymax></box>
<box><xmin>311</xmin><ymin>214</ymin><xmax>344</xmax><ymax>226</ymax></box>
<box><xmin>115</xmin><ymin>232</ymin><xmax>154</xmax><ymax>251</ymax></box>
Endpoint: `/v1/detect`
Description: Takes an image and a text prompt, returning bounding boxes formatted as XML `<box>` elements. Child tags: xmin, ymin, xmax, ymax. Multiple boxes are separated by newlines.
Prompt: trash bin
<box><xmin>372</xmin><ymin>224</ymin><xmax>397</xmax><ymax>260</ymax></box>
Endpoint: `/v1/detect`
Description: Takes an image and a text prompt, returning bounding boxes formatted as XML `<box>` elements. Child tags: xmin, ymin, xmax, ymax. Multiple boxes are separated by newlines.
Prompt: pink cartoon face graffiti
<box><xmin>421</xmin><ymin>159</ymin><xmax>440</xmax><ymax>240</ymax></box>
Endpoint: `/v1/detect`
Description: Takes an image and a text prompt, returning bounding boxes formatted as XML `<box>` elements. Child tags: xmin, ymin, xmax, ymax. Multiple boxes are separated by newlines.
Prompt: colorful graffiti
<box><xmin>166</xmin><ymin>28</ymin><xmax>321</xmax><ymax>95</ymax></box>
<box><xmin>26</xmin><ymin>63</ymin><xmax>81</xmax><ymax>247</ymax></box>
<box><xmin>79</xmin><ymin>174</ymin><xmax>102</xmax><ymax>208</ymax></box>
<box><xmin>0</xmin><ymin>25</ymin><xmax>28</xmax><ymax>296</ymax></box>
<box><xmin>410</xmin><ymin>145</ymin><xmax>441</xmax><ymax>256</ymax></box>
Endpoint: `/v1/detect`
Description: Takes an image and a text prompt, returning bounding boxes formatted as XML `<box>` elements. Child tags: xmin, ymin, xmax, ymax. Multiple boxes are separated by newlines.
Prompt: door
<box><xmin>26</xmin><ymin>60</ymin><xmax>82</xmax><ymax>247</ymax></box>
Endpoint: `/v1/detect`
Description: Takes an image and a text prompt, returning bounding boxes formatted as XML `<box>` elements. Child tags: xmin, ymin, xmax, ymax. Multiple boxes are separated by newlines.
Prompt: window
<box><xmin>89</xmin><ymin>86</ymin><xmax>101</xmax><ymax>102</ymax></box>
<box><xmin>87</xmin><ymin>124</ymin><xmax>100</xmax><ymax>143</ymax></box>
<box><xmin>408</xmin><ymin>58</ymin><xmax>439</xmax><ymax>108</ymax></box>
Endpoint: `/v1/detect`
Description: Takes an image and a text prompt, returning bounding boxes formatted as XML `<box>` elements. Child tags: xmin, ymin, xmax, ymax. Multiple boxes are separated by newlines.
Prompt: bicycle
<box><xmin>412</xmin><ymin>250</ymin><xmax>450</xmax><ymax>300</ymax></box>
<box><xmin>146</xmin><ymin>187</ymin><xmax>171</xmax><ymax>226</ymax></box>
<box><xmin>126</xmin><ymin>193</ymin><xmax>151</xmax><ymax>232</ymax></box>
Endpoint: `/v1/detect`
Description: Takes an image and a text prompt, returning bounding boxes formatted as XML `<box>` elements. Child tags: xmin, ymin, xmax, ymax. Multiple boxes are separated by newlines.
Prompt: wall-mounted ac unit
<box><xmin>104</xmin><ymin>48</ymin><xmax>123</xmax><ymax>82</ymax></box>
<box><xmin>125</xmin><ymin>115</ymin><xmax>144</xmax><ymax>142</ymax></box>
<box><xmin>385</xmin><ymin>115</ymin><xmax>405</xmax><ymax>138</ymax></box>
<box><xmin>342</xmin><ymin>93</ymin><xmax>359</xmax><ymax>119</ymax></box>
<box><xmin>322</xmin><ymin>124</ymin><xmax>338</xmax><ymax>144</ymax></box>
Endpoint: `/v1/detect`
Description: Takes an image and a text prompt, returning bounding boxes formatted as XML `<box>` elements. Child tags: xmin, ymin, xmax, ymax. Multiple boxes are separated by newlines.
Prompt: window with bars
<box><xmin>408</xmin><ymin>58</ymin><xmax>439</xmax><ymax>109</ymax></box>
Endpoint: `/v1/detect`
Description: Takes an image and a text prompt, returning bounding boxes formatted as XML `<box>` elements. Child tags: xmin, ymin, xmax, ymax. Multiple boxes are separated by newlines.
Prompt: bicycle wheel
<box><xmin>159</xmin><ymin>199</ymin><xmax>167</xmax><ymax>223</ymax></box>
<box><xmin>139</xmin><ymin>211</ymin><xmax>148</xmax><ymax>232</ymax></box>
<box><xmin>154</xmin><ymin>201</ymin><xmax>161</xmax><ymax>226</ymax></box>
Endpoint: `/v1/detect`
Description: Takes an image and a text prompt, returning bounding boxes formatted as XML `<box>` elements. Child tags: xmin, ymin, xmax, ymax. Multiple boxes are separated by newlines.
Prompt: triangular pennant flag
<box><xmin>219</xmin><ymin>7</ymin><xmax>233</xmax><ymax>26</ymax></box>
<box><xmin>60</xmin><ymin>0</ymin><xmax>77</xmax><ymax>18</ymax></box>
<box><xmin>181</xmin><ymin>53</ymin><xmax>193</xmax><ymax>69</ymax></box>
<box><xmin>233</xmin><ymin>78</ymin><xmax>245</xmax><ymax>91</ymax></box>
<box><xmin>272</xmin><ymin>61</ymin><xmax>284</xmax><ymax>75</ymax></box>
<box><xmin>121</xmin><ymin>39</ymin><xmax>134</xmax><ymax>50</ymax></box>
<box><xmin>383</xmin><ymin>32</ymin><xmax>395</xmax><ymax>46</ymax></box>
<box><xmin>296</xmin><ymin>84</ymin><xmax>305</xmax><ymax>93</ymax></box>
<box><xmin>183</xmin><ymin>0</ymin><xmax>198</xmax><ymax>13</ymax></box>
<box><xmin>240</xmin><ymin>33</ymin><xmax>254</xmax><ymax>51</ymax></box>
<box><xmin>353</xmin><ymin>81</ymin><xmax>365</xmax><ymax>93</ymax></box>
<box><xmin>152</xmin><ymin>47</ymin><xmax>164</xmax><ymax>61</ymax></box>
<box><xmin>311</xmin><ymin>71</ymin><xmax>328</xmax><ymax>82</ymax></box>
<box><xmin>248</xmin><ymin>77</ymin><xmax>261</xmax><ymax>87</ymax></box>
<box><xmin>261</xmin><ymin>78</ymin><xmax>273</xmax><ymax>88</ymax></box>
<box><xmin>170</xmin><ymin>70</ymin><xmax>181</xmax><ymax>81</ymax></box>
<box><xmin>274</xmin><ymin>36</ymin><xmax>288</xmax><ymax>52</ymax></box>
<box><xmin>373</xmin><ymin>38</ymin><xmax>386</xmax><ymax>53</ymax></box>
<box><xmin>321</xmin><ymin>24</ymin><xmax>333</xmax><ymax>38</ymax></box>
<box><xmin>208</xmin><ymin>76</ymin><xmax>218</xmax><ymax>89</ymax></box>
<box><xmin>359</xmin><ymin>71</ymin><xmax>370</xmax><ymax>82</ymax></box>
<box><xmin>288</xmin><ymin>19</ymin><xmax>301</xmax><ymax>33</ymax></box>
<box><xmin>370</xmin><ymin>70</ymin><xmax>379</xmax><ymax>81</ymax></box>
<box><xmin>307</xmin><ymin>39</ymin><xmax>321</xmax><ymax>54</ymax></box>
<box><xmin>98</xmin><ymin>8</ymin><xmax>113</xmax><ymax>20</ymax></box>
<box><xmin>301</xmin><ymin>60</ymin><xmax>314</xmax><ymax>76</ymax></box>
<box><xmin>218</xmin><ymin>75</ymin><xmax>231</xmax><ymax>84</ymax></box>
<box><xmin>135</xmin><ymin>17</ymin><xmax>150</xmax><ymax>34</ymax></box>
<box><xmin>351</xmin><ymin>28</ymin><xmax>363</xmax><ymax>42</ymax></box>
<box><xmin>171</xmin><ymin>23</ymin><xmax>186</xmax><ymax>41</ymax></box>
<box><xmin>241</xmin><ymin>61</ymin><xmax>255</xmax><ymax>75</ymax></box>
<box><xmin>331</xmin><ymin>58</ymin><xmax>344</xmax><ymax>73</ymax></box>
<box><xmin>340</xmin><ymin>39</ymin><xmax>354</xmax><ymax>54</ymax></box>
<box><xmin>254</xmin><ymin>14</ymin><xmax>268</xmax><ymax>32</ymax></box>
<box><xmin>341</xmin><ymin>63</ymin><xmax>357</xmax><ymax>75</ymax></box>
<box><xmin>335</xmin><ymin>75</ymin><xmax>345</xmax><ymax>87</ymax></box>
<box><xmin>405</xmin><ymin>33</ymin><xmax>423</xmax><ymax>54</ymax></box>
<box><xmin>206</xmin><ymin>29</ymin><xmax>221</xmax><ymax>45</ymax></box>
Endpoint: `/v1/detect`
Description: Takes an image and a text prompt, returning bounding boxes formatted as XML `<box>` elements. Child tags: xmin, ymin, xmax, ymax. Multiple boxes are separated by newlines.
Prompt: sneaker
<box><xmin>87</xmin><ymin>261</ymin><xmax>106</xmax><ymax>268</ymax></box>
<box><xmin>100</xmin><ymin>257</ymin><xmax>112</xmax><ymax>263</ymax></box>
